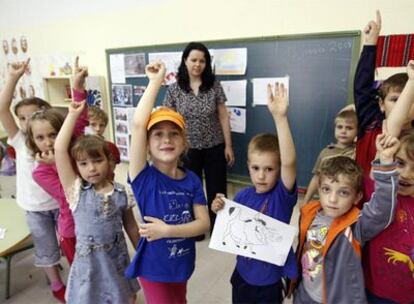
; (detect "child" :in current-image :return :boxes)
[0,59,66,302]
[87,105,120,177]
[292,134,399,303]
[362,61,414,303]
[354,10,414,176]
[212,82,298,303]
[54,101,140,304]
[125,61,210,304]
[27,57,89,265]
[303,109,357,204]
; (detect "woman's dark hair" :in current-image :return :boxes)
[177,42,215,93]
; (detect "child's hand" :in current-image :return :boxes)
[375,133,400,164]
[8,58,30,80]
[73,56,88,91]
[146,61,166,83]
[407,60,414,80]
[211,193,226,213]
[35,150,55,165]
[68,100,86,116]
[364,10,381,45]
[139,216,169,241]
[267,82,288,118]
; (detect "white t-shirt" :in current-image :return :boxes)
[8,130,59,211]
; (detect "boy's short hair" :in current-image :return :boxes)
[399,130,414,161]
[248,133,280,158]
[335,109,358,126]
[14,97,50,116]
[319,156,363,193]
[88,106,108,126]
[378,73,408,100]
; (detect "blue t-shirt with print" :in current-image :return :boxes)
[234,180,298,286]
[125,164,206,282]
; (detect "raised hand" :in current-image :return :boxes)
[407,60,414,80]
[73,56,88,90]
[146,61,166,82]
[138,216,169,242]
[35,150,55,165]
[267,82,289,118]
[8,58,30,80]
[68,100,86,116]
[364,10,382,45]
[375,133,400,164]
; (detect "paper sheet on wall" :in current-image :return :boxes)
[209,199,298,266]
[211,48,247,75]
[148,52,181,85]
[252,77,289,106]
[109,54,126,84]
[227,107,246,134]
[221,80,246,107]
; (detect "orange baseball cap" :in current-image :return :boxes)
[147,106,185,130]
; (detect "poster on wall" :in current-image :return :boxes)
[124,53,146,77]
[148,52,181,85]
[112,84,133,107]
[227,107,246,134]
[252,76,290,106]
[0,35,45,104]
[211,48,247,75]
[109,54,126,84]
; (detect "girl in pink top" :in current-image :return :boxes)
[28,57,89,264]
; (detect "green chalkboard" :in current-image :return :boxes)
[106,31,360,188]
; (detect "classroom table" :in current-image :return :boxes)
[0,198,33,299]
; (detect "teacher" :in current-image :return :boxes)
[163,42,234,234]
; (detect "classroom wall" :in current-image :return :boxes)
[1,0,413,184]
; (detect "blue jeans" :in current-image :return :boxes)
[26,209,60,267]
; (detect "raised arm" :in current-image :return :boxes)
[357,133,399,243]
[0,59,30,138]
[267,83,296,190]
[54,101,86,192]
[354,10,383,137]
[72,56,89,138]
[386,60,414,137]
[129,62,165,180]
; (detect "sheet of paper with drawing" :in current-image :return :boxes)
[209,198,298,266]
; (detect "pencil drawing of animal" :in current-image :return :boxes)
[222,206,282,254]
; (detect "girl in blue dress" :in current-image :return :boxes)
[54,100,140,304]
[126,61,210,304]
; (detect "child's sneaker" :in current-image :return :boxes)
[52,285,66,303]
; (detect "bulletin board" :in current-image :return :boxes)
[105,31,360,188]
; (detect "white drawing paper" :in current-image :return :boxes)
[209,198,298,266]
[221,80,246,107]
[109,54,126,84]
[148,52,181,85]
[252,77,289,106]
[211,48,247,75]
[227,107,246,134]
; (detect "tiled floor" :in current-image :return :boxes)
[0,180,301,303]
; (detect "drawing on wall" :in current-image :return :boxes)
[148,52,181,85]
[124,53,146,77]
[112,84,133,107]
[209,199,298,266]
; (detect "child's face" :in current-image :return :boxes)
[30,120,57,153]
[16,104,40,133]
[76,152,110,187]
[248,151,280,194]
[89,119,106,137]
[148,121,185,165]
[334,118,357,147]
[379,88,401,118]
[319,174,362,218]
[395,147,414,197]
